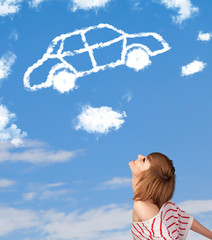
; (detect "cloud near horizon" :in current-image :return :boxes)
[0,203,132,239]
[0,205,39,237]
[0,199,211,239]
[179,199,212,215]
[74,105,127,134]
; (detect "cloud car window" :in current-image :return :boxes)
[85,27,121,46]
[62,34,85,53]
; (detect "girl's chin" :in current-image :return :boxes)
[128,161,135,172]
[128,161,133,167]
[129,160,135,166]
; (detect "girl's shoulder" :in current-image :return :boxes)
[133,200,160,222]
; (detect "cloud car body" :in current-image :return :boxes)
[24,23,171,92]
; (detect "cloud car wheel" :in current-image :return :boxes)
[125,47,151,71]
[48,63,77,93]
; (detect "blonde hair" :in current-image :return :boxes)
[133,152,175,209]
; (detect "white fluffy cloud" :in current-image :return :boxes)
[0,0,22,16]
[197,31,212,42]
[0,179,16,188]
[181,60,206,76]
[71,0,111,11]
[74,105,127,134]
[0,140,78,164]
[98,177,131,190]
[0,52,16,83]
[159,0,199,24]
[0,104,27,146]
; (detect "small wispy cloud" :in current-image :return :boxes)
[23,192,37,201]
[74,105,127,134]
[41,182,65,189]
[9,30,19,41]
[71,0,111,11]
[197,31,212,42]
[0,52,16,84]
[159,0,199,24]
[0,179,16,188]
[28,0,45,8]
[131,0,143,11]
[122,92,133,103]
[98,177,131,190]
[23,182,71,202]
[40,189,70,200]
[0,139,80,164]
[0,0,22,16]
[179,199,212,215]
[24,189,71,201]
[0,104,27,146]
[181,60,206,76]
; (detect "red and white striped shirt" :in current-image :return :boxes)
[131,201,193,240]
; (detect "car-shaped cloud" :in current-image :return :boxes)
[23,23,171,93]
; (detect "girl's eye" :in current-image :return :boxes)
[143,158,146,163]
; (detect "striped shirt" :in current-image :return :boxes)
[131,201,193,240]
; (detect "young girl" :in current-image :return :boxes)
[129,152,212,239]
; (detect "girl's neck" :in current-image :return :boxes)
[132,176,139,194]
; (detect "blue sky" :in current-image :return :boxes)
[0,0,212,239]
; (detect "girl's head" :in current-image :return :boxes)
[129,152,175,209]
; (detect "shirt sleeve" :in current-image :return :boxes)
[163,201,194,240]
[177,205,193,239]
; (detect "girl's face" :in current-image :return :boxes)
[129,154,151,177]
